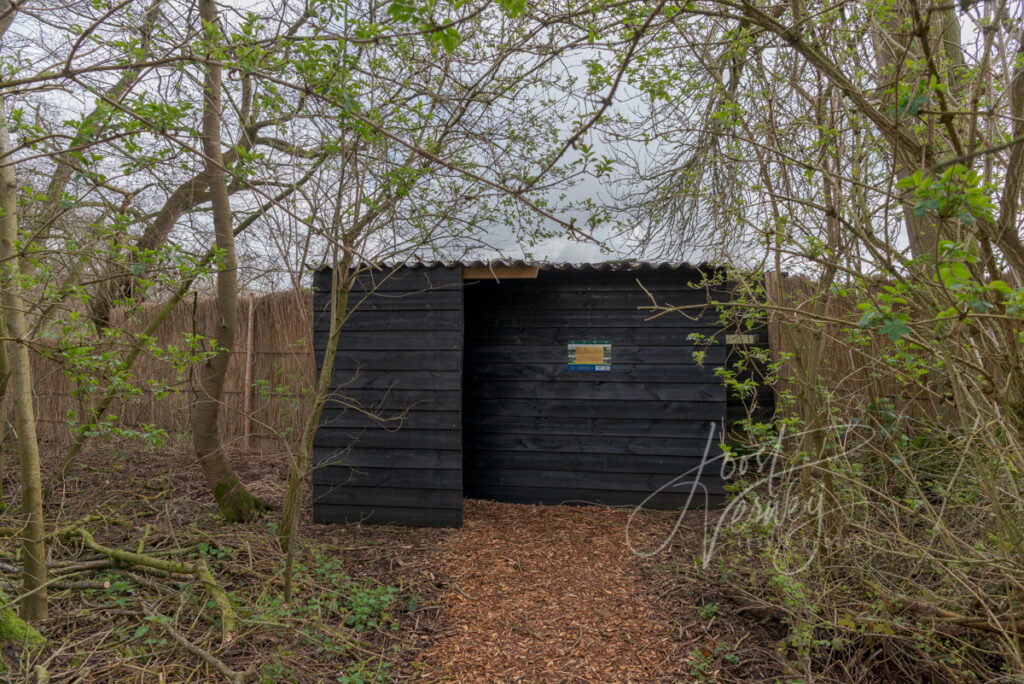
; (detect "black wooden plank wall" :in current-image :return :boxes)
[311,266,464,527]
[462,267,728,509]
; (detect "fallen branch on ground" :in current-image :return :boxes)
[61,528,237,645]
[140,602,244,683]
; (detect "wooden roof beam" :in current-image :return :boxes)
[462,265,539,280]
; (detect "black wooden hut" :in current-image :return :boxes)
[311,261,765,527]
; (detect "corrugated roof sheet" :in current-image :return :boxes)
[322,259,717,272]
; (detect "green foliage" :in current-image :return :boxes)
[687,640,739,682]
[698,602,719,620]
[896,165,996,225]
[694,244,1024,679]
[336,660,392,684]
[857,237,1024,344]
[259,660,301,684]
[196,542,238,566]
[343,579,399,632]
[888,78,940,119]
[247,551,403,635]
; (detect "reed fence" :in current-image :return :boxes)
[764,272,938,420]
[31,289,315,452]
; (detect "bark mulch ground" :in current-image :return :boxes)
[416,499,699,682]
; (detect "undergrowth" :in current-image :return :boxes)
[695,251,1024,681]
[0,446,447,682]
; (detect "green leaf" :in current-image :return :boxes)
[388,1,413,22]
[879,318,911,342]
[988,280,1013,295]
[498,0,527,17]
[439,28,460,54]
[904,93,929,117]
[968,298,992,312]
[913,199,939,216]
[857,309,882,328]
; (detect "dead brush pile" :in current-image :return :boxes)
[0,444,452,682]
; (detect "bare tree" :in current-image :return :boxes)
[0,99,46,620]
[188,0,267,521]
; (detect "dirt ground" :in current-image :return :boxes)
[0,445,783,682]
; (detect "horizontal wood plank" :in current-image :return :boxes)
[465,363,721,383]
[313,427,461,450]
[313,447,461,469]
[314,289,463,311]
[464,451,723,475]
[465,380,724,403]
[329,369,461,391]
[312,484,462,508]
[466,398,725,419]
[472,271,718,291]
[463,468,725,494]
[315,267,463,293]
[314,310,463,334]
[463,287,714,311]
[464,432,720,457]
[313,330,462,350]
[313,504,462,527]
[312,466,461,489]
[323,387,459,405]
[462,265,538,279]
[464,328,723,347]
[465,311,722,330]
[319,410,461,431]
[462,415,723,439]
[463,345,726,366]
[345,278,463,294]
[332,350,464,372]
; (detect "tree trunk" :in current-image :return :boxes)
[280,258,351,602]
[0,100,47,620]
[277,145,383,599]
[191,0,265,523]
[0,320,9,508]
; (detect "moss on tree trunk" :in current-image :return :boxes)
[213,478,268,523]
[0,591,44,647]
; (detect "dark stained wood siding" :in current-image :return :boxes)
[462,267,728,510]
[311,266,463,527]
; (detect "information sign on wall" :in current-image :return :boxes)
[568,340,611,371]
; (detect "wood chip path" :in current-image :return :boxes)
[417,499,693,682]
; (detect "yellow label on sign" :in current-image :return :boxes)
[574,345,605,365]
